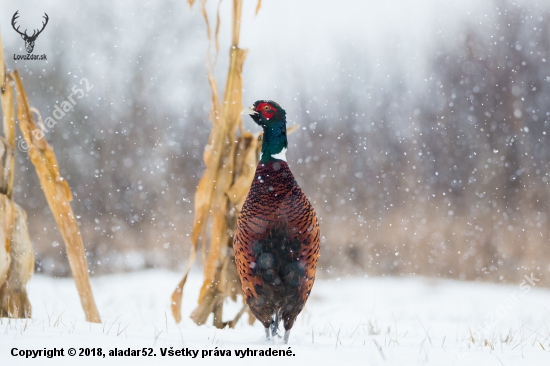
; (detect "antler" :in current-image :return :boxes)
[33,13,49,38]
[11,12,49,40]
[11,10,28,37]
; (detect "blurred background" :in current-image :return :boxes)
[0,0,548,284]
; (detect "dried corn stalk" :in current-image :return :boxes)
[1,33,15,199]
[171,0,257,326]
[11,71,101,323]
[0,190,34,318]
[0,31,101,322]
[0,31,33,318]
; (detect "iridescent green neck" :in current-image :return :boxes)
[261,122,287,163]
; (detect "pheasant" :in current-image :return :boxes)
[234,100,321,343]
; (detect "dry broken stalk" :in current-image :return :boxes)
[0,33,15,199]
[11,70,101,323]
[0,32,33,318]
[171,0,255,326]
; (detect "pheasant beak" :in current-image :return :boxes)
[242,106,258,116]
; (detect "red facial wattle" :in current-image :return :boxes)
[256,102,277,120]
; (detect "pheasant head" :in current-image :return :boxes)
[243,100,288,163]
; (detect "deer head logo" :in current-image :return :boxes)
[12,11,49,54]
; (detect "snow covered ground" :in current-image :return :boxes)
[1,270,550,365]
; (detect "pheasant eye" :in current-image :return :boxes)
[263,105,271,111]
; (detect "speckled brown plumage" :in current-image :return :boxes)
[233,159,320,339]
